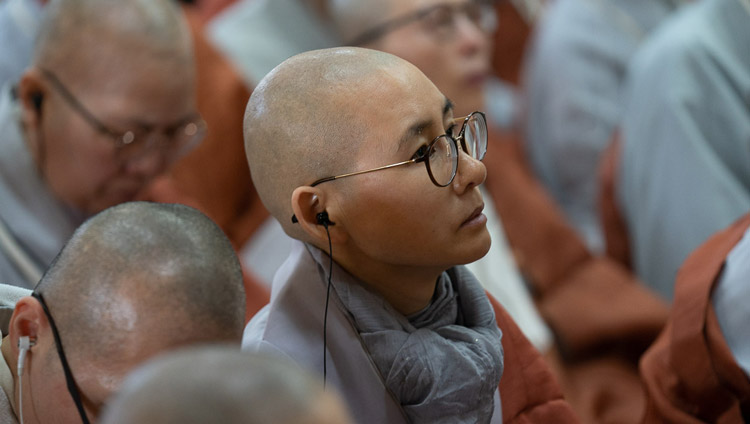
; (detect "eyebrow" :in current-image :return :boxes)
[397,98,455,152]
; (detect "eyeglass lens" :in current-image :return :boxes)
[427,112,487,186]
[427,135,459,186]
[422,1,497,39]
[114,120,205,163]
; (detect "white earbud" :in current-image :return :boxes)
[17,336,35,377]
[17,335,35,424]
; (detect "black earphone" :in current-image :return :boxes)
[316,211,335,227]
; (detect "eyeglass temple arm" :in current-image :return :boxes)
[291,159,419,223]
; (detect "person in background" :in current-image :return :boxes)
[0,0,203,289]
[522,0,682,252]
[0,201,246,423]
[616,0,750,300]
[100,346,353,424]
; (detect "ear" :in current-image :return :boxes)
[291,186,346,245]
[16,68,48,158]
[6,296,44,361]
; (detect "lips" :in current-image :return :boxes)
[461,203,485,227]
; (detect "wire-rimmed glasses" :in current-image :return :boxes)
[38,67,206,163]
[291,111,488,223]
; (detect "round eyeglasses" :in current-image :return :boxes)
[38,67,206,163]
[291,111,488,223]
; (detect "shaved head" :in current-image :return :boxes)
[33,0,193,91]
[244,47,412,240]
[100,347,352,424]
[34,202,245,363]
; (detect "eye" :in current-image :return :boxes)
[446,123,458,137]
[412,144,430,160]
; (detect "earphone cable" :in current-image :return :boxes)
[323,223,333,389]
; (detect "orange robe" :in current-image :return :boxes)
[640,214,750,423]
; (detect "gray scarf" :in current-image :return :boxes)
[333,265,504,423]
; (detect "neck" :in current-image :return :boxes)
[332,248,444,316]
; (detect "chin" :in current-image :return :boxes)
[453,231,492,266]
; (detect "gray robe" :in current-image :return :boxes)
[0,86,84,288]
[0,284,32,424]
[0,0,42,90]
[618,0,750,300]
[242,240,503,424]
[523,0,679,252]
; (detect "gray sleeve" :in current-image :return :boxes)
[618,15,750,300]
[712,225,750,377]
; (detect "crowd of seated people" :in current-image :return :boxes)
[0,0,747,422]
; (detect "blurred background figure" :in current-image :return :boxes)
[616,0,750,300]
[522,0,684,253]
[100,346,353,424]
[0,0,201,288]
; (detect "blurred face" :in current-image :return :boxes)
[22,56,199,215]
[370,0,494,116]
[328,63,491,273]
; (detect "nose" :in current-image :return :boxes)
[123,147,170,178]
[452,149,487,194]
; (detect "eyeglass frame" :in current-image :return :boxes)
[30,292,92,424]
[347,0,498,46]
[291,111,487,224]
[37,67,206,159]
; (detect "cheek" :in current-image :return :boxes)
[41,118,122,209]
[346,178,448,252]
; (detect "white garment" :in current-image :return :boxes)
[523,0,678,252]
[0,0,43,89]
[713,223,750,377]
[618,0,750,300]
[208,0,339,86]
[0,85,84,288]
[467,187,552,352]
